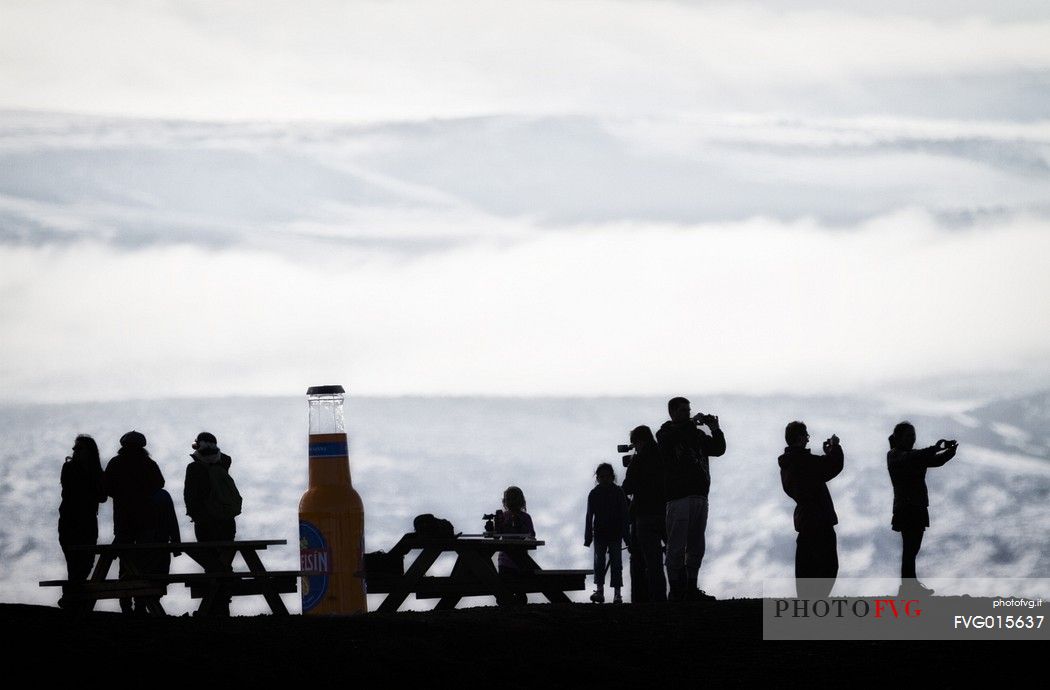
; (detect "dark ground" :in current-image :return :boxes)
[3,600,1037,686]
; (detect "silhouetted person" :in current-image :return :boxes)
[494,485,534,606]
[656,396,726,601]
[778,422,843,600]
[621,425,667,602]
[184,432,239,550]
[184,431,241,616]
[887,421,958,596]
[104,430,165,614]
[58,435,107,611]
[143,488,182,576]
[584,463,629,604]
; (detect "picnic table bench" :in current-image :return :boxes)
[365,532,591,612]
[40,539,297,616]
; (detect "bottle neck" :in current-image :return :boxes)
[308,433,353,487]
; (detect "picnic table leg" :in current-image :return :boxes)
[433,595,462,611]
[185,551,209,569]
[241,549,289,616]
[89,553,115,581]
[453,549,515,606]
[506,551,572,604]
[79,553,116,613]
[145,597,167,617]
[198,581,222,616]
[377,548,442,614]
[434,558,468,611]
[183,549,220,616]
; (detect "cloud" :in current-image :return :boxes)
[1,1,1049,120]
[0,109,1047,403]
[2,112,1048,240]
[1,208,1048,401]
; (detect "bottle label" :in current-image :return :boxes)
[299,520,331,612]
[309,433,348,459]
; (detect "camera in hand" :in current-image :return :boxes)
[618,443,635,468]
[482,510,503,534]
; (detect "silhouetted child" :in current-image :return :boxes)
[887,421,958,596]
[144,488,182,576]
[584,463,629,603]
[494,486,534,606]
[125,488,183,615]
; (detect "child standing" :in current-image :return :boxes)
[584,463,629,603]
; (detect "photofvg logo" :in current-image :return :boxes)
[774,597,923,620]
[762,578,1049,640]
[299,520,331,612]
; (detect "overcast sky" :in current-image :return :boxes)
[0,1,1048,402]
[3,0,1050,122]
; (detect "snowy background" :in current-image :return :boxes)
[3,392,1048,613]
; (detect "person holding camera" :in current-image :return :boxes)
[656,396,726,601]
[778,421,844,600]
[621,425,667,602]
[887,422,958,596]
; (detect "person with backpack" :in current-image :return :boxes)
[184,431,242,615]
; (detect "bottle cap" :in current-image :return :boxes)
[306,385,346,396]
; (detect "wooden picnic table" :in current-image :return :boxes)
[365,533,591,613]
[40,539,297,616]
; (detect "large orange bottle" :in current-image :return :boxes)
[299,385,367,615]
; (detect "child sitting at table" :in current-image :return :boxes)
[584,463,629,603]
[494,486,535,605]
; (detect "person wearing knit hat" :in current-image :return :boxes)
[184,431,242,616]
[104,430,166,614]
[119,430,147,449]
